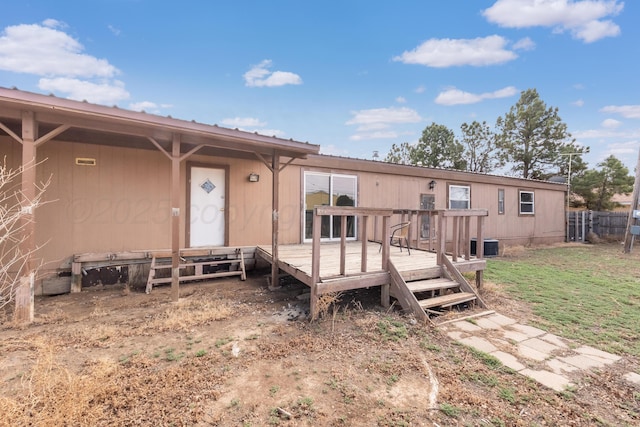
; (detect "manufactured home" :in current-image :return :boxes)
[0,87,566,322]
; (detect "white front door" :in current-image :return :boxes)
[189,166,225,247]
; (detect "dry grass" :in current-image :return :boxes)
[0,342,117,426]
[148,295,232,331]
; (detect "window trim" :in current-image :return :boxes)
[448,183,471,210]
[519,189,535,216]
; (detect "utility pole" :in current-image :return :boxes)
[623,148,640,253]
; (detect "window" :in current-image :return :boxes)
[449,184,470,209]
[498,189,505,215]
[420,194,435,239]
[519,190,535,215]
[304,172,357,241]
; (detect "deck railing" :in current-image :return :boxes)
[310,206,488,317]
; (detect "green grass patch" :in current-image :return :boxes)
[377,317,408,342]
[486,244,640,357]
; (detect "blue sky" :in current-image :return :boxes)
[1,0,639,172]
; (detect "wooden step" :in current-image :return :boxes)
[406,278,459,293]
[418,292,476,309]
[399,267,441,282]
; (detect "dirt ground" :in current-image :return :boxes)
[1,270,639,426]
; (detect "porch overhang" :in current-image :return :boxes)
[0,87,320,160]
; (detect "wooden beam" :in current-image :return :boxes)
[170,134,181,301]
[0,120,22,144]
[14,111,37,323]
[34,124,70,147]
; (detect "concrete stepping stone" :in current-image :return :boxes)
[451,320,482,332]
[520,368,572,392]
[459,336,498,353]
[484,313,517,326]
[475,316,503,330]
[502,329,530,343]
[520,337,561,354]
[517,343,549,362]
[575,346,621,363]
[539,333,568,348]
[491,350,526,371]
[546,358,580,375]
[623,372,640,386]
[509,323,547,338]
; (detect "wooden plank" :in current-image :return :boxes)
[316,272,389,294]
[418,292,476,309]
[406,278,458,293]
[442,255,487,308]
[42,276,71,296]
[441,209,488,217]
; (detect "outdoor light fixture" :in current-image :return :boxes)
[248,173,260,182]
[429,180,436,190]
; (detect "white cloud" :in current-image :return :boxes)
[483,0,624,43]
[607,140,639,159]
[393,35,517,67]
[243,60,302,87]
[0,21,119,77]
[320,144,350,156]
[512,37,536,50]
[415,85,426,94]
[395,96,407,104]
[39,77,130,104]
[435,86,518,106]
[253,128,285,137]
[572,99,585,107]
[346,107,421,141]
[346,107,422,126]
[129,101,158,111]
[600,105,640,119]
[601,118,622,129]
[108,25,121,36]
[221,117,267,128]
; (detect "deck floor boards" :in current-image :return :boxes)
[258,242,439,288]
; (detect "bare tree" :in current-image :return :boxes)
[0,159,49,316]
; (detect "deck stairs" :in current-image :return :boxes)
[389,256,485,323]
[146,248,246,293]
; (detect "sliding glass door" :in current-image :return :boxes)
[304,172,357,241]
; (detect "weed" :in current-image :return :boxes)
[269,385,280,396]
[468,347,503,370]
[215,336,234,348]
[439,403,460,418]
[498,387,516,404]
[195,349,207,357]
[377,317,408,342]
[387,374,400,386]
[420,340,441,352]
[559,385,577,400]
[165,348,185,362]
[468,372,499,387]
[491,417,506,427]
[229,398,240,408]
[466,318,478,325]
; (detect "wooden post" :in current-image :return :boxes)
[310,208,321,319]
[14,111,37,323]
[437,213,446,265]
[476,215,484,290]
[380,215,390,308]
[339,215,347,276]
[71,262,82,293]
[624,148,640,253]
[271,153,280,288]
[170,134,181,302]
[360,215,368,272]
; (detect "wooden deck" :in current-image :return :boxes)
[257,242,440,291]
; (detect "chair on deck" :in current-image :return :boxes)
[379,222,411,255]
